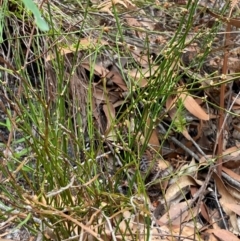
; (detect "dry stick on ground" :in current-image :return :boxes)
[157,126,231,229]
[185,136,229,236]
[161,167,214,226]
[215,23,231,176]
[221,172,240,189]
[158,121,230,231]
[157,123,215,226]
[214,182,228,229]
[158,123,200,161]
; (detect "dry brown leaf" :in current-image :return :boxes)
[46,38,108,61]
[124,14,144,38]
[178,158,198,176]
[179,93,209,120]
[213,172,239,233]
[232,95,240,106]
[81,62,109,77]
[182,128,192,140]
[108,91,122,104]
[207,8,240,28]
[183,206,199,222]
[97,0,130,15]
[166,95,177,111]
[222,146,240,168]
[93,86,120,105]
[82,63,127,91]
[206,229,239,241]
[200,202,211,223]
[46,46,75,61]
[136,78,148,87]
[222,167,240,182]
[156,159,171,171]
[158,201,190,226]
[128,65,159,79]
[165,175,203,203]
[91,93,104,133]
[79,38,108,48]
[149,129,160,150]
[103,103,117,141]
[224,182,240,202]
[145,118,160,150]
[199,155,213,165]
[172,226,204,241]
[103,103,116,128]
[106,70,127,91]
[127,45,150,67]
[118,212,149,239]
[232,105,240,111]
[113,99,125,108]
[133,51,150,67]
[166,101,192,140]
[202,233,219,241]
[225,203,240,217]
[209,113,219,119]
[93,88,105,105]
[116,210,132,234]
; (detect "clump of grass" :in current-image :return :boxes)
[0,0,228,240]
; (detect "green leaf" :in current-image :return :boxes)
[14,148,29,158]
[6,117,11,132]
[0,0,8,43]
[20,0,49,31]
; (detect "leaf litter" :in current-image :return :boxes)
[2,0,240,240]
